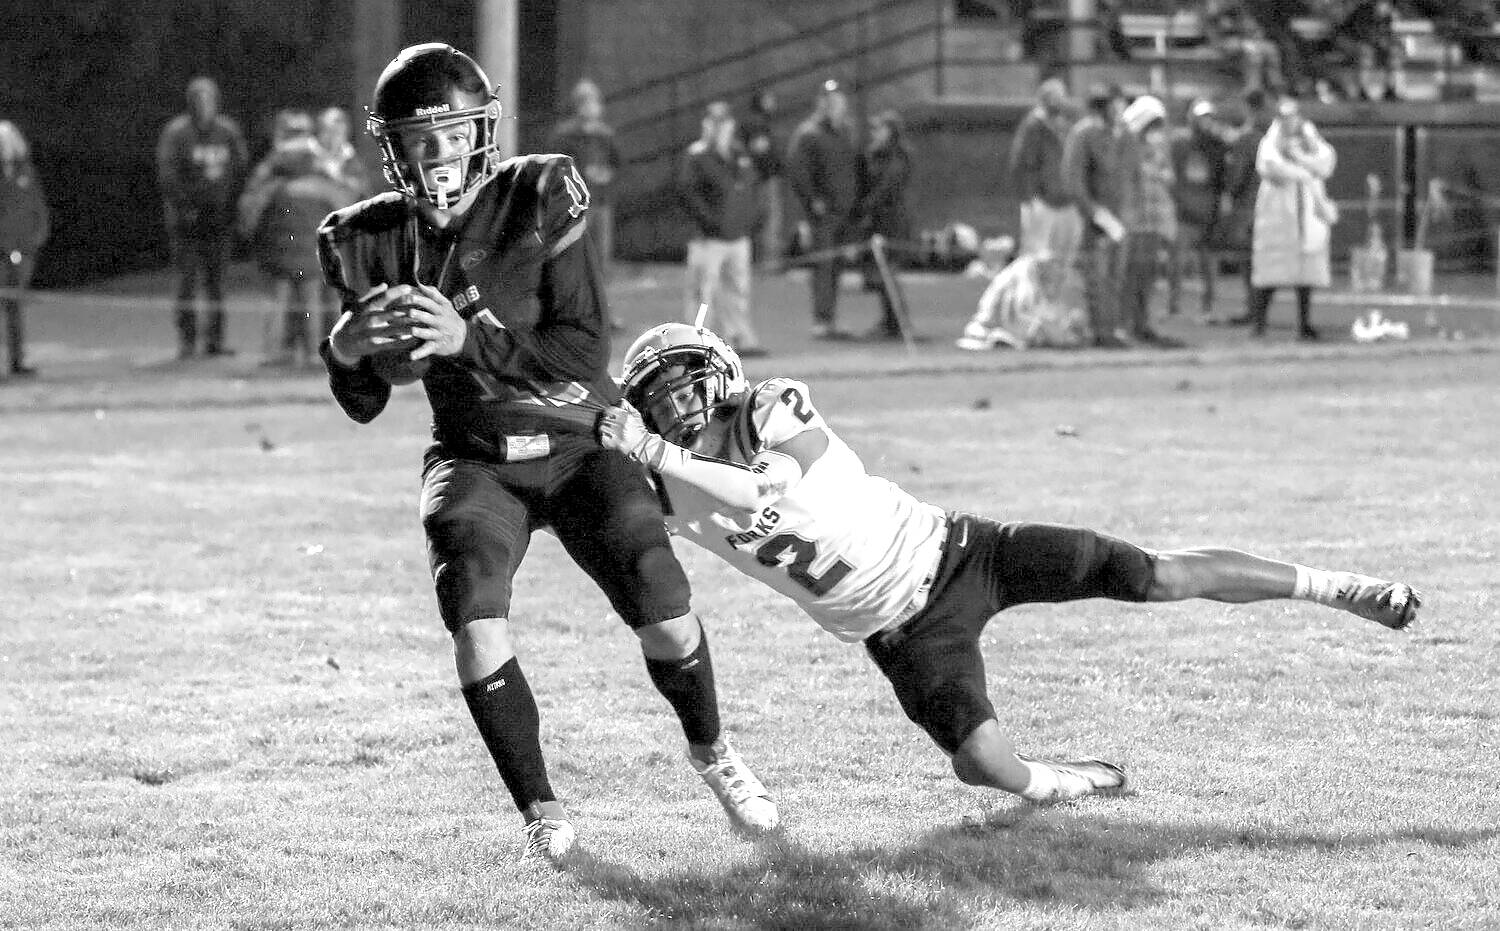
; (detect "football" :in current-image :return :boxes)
[367,300,431,386]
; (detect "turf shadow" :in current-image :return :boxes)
[560,811,1499,929]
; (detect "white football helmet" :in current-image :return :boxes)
[621,322,747,445]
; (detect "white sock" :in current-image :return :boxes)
[1292,565,1353,606]
[1019,759,1062,801]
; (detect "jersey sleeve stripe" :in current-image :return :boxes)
[548,218,588,258]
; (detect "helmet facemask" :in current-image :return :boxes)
[626,350,737,446]
[366,44,505,210]
[369,103,503,210]
[621,323,747,447]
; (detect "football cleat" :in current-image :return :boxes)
[1336,577,1422,630]
[520,816,576,864]
[691,741,780,834]
[1019,755,1129,804]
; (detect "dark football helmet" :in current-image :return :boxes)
[367,43,504,208]
[621,323,747,445]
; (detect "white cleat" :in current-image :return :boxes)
[520,816,576,864]
[691,740,780,834]
[1335,577,1422,630]
[1020,755,1129,804]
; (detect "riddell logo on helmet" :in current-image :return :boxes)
[415,104,452,116]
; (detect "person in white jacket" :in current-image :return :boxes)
[1248,98,1338,339]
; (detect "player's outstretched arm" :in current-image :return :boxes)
[598,402,810,511]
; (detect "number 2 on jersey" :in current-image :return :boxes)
[779,387,814,424]
[754,532,852,597]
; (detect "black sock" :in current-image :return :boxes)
[644,625,722,747]
[461,658,556,812]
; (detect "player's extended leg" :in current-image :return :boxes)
[1147,547,1421,629]
[420,455,573,863]
[551,448,778,834]
[635,612,779,833]
[993,521,1420,631]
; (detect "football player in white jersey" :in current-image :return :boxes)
[597,323,1423,806]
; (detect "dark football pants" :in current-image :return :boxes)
[420,439,692,633]
[865,514,1155,754]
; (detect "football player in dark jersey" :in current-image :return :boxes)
[316,44,776,863]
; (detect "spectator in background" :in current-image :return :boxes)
[1205,4,1286,95]
[546,78,624,330]
[546,80,622,279]
[855,108,914,341]
[156,76,249,359]
[1061,85,1131,348]
[315,106,372,203]
[1094,0,1133,61]
[238,109,351,366]
[0,121,49,378]
[786,79,861,341]
[738,89,785,269]
[1170,99,1242,321]
[678,101,764,357]
[1118,95,1182,348]
[1009,77,1081,278]
[1222,89,1277,326]
[1249,98,1338,340]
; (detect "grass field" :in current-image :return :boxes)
[3,271,1499,929]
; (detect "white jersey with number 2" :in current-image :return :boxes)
[661,377,948,642]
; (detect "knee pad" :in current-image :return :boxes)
[615,542,692,629]
[425,513,518,634]
[917,682,996,756]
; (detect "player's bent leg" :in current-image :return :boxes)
[949,720,1030,792]
[453,617,573,863]
[951,722,1129,804]
[635,612,779,835]
[453,616,516,685]
[552,450,777,833]
[634,610,701,661]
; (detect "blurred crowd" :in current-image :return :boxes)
[962,77,1339,350]
[1093,0,1500,102]
[669,80,917,351]
[5,7,1488,374]
[156,76,373,365]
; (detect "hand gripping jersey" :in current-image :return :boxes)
[661,378,947,642]
[317,154,617,454]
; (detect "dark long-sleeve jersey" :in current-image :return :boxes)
[317,154,619,457]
